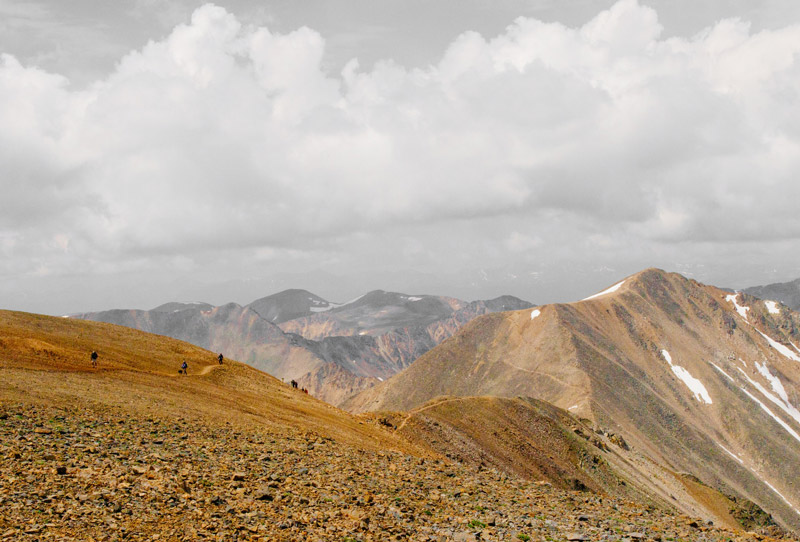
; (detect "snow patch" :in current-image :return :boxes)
[765,300,781,314]
[310,306,333,313]
[764,481,800,515]
[662,349,712,404]
[530,309,541,320]
[726,294,750,321]
[406,296,423,302]
[568,404,579,411]
[582,280,625,301]
[757,330,800,362]
[740,386,800,444]
[377,377,384,382]
[737,364,800,428]
[710,362,735,383]
[716,443,744,465]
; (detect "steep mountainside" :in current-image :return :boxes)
[346,269,800,532]
[745,278,800,311]
[75,292,533,405]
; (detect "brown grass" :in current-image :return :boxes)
[0,309,421,453]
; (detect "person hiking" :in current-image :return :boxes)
[90,351,98,367]
[218,353,223,365]
[181,361,188,375]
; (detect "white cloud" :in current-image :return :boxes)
[2,1,800,311]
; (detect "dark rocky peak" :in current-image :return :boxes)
[150,301,214,313]
[247,289,333,323]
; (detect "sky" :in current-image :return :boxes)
[2,0,800,314]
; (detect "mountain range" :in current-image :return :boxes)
[73,289,533,405]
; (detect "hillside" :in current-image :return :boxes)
[371,395,779,533]
[345,269,800,532]
[74,291,533,406]
[0,309,781,541]
[0,309,407,449]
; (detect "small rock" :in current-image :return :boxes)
[566,533,588,541]
[253,490,274,502]
[56,466,68,475]
[232,472,246,481]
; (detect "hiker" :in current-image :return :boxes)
[218,353,223,365]
[290,379,298,389]
[181,361,188,375]
[90,351,98,367]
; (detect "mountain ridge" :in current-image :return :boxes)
[345,268,800,532]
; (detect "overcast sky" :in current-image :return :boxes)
[3,0,800,315]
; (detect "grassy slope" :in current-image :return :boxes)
[0,309,418,453]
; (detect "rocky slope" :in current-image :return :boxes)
[745,278,800,311]
[0,309,792,541]
[346,269,800,533]
[371,395,781,533]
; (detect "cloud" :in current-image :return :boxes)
[2,0,800,309]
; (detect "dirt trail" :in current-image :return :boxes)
[396,397,464,431]
[162,363,222,378]
[198,364,221,376]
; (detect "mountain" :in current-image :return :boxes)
[150,301,215,312]
[345,269,800,533]
[247,288,338,324]
[744,278,800,311]
[74,291,534,405]
[1,309,776,541]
